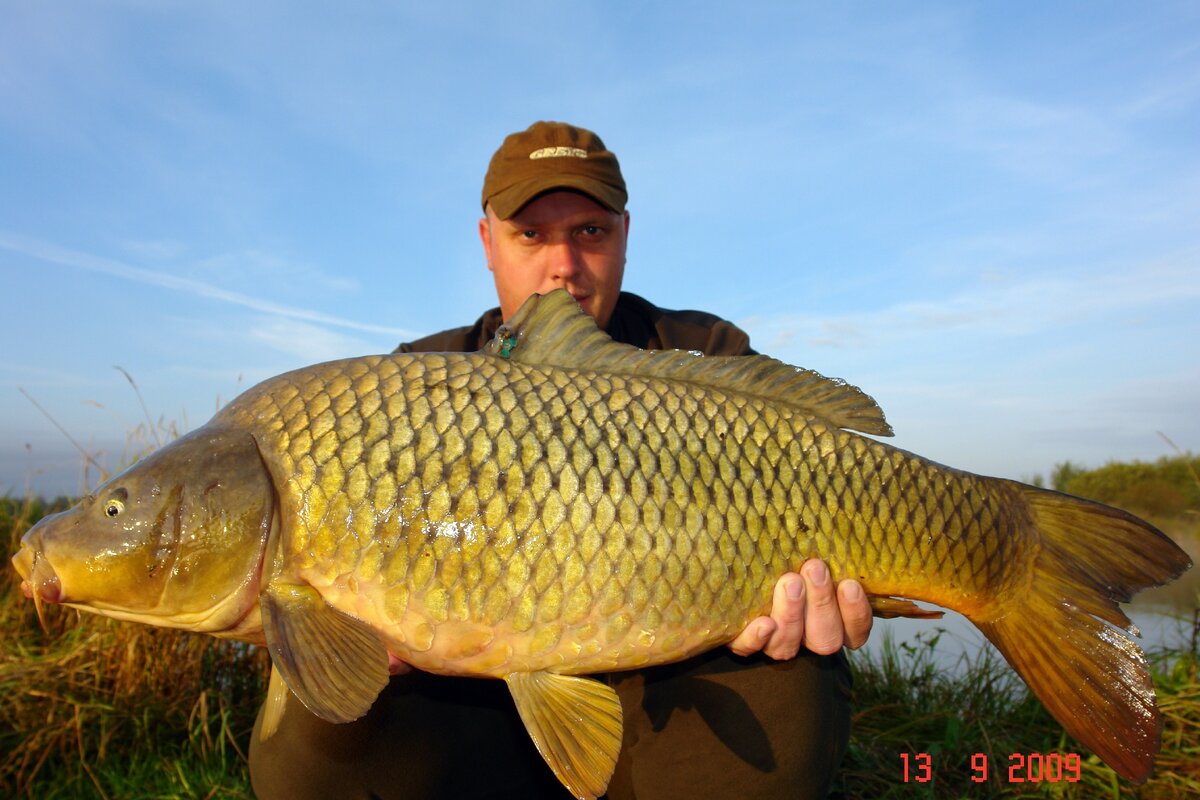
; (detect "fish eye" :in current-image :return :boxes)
[104,498,125,517]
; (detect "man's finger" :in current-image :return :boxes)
[388,653,412,676]
[837,580,874,650]
[728,616,776,657]
[762,572,806,660]
[798,560,843,655]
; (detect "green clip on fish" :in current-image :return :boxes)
[494,325,518,359]
[11,289,1192,799]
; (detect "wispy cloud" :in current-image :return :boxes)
[247,317,380,362]
[745,254,1200,354]
[0,361,93,389]
[0,234,415,339]
[190,248,361,294]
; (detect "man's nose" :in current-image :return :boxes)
[546,242,583,280]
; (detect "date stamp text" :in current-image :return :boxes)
[900,752,1083,783]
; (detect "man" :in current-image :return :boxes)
[250,122,873,799]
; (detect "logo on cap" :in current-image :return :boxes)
[529,146,588,160]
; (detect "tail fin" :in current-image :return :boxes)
[975,485,1191,783]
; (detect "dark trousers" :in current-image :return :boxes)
[249,649,852,800]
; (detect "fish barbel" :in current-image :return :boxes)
[12,289,1192,798]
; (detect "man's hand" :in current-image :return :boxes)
[728,560,873,658]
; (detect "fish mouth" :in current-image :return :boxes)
[11,544,62,630]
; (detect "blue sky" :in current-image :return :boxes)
[2,1,1198,498]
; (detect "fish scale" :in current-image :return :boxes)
[223,347,1014,678]
[13,289,1191,799]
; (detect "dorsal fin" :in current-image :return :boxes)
[484,289,893,437]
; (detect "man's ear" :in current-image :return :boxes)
[478,216,494,272]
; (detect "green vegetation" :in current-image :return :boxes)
[835,620,1199,799]
[3,451,1197,798]
[1046,452,1200,521]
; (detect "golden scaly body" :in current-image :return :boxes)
[223,350,1018,677]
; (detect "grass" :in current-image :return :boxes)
[832,615,1200,799]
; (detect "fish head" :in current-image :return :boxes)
[11,426,276,636]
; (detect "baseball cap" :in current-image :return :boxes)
[481,121,628,219]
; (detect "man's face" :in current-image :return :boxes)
[479,190,629,329]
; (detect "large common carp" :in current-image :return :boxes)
[12,290,1192,798]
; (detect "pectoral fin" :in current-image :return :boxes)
[505,671,624,800]
[260,582,390,724]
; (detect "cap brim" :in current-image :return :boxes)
[488,175,626,219]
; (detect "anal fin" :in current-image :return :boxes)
[260,582,389,724]
[505,671,624,800]
[869,595,946,619]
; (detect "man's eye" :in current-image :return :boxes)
[581,225,601,237]
[521,230,538,239]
